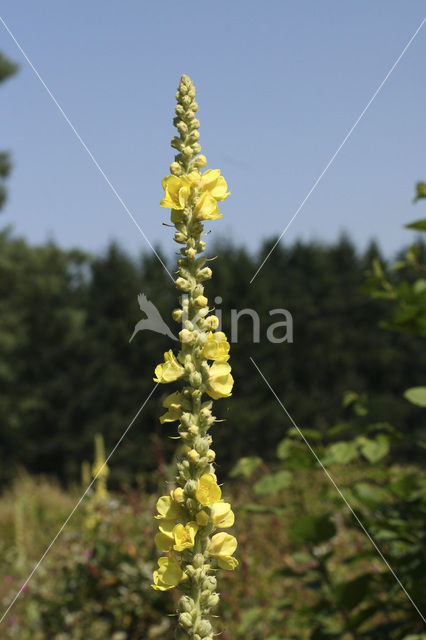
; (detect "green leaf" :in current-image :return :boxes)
[404,387,426,408]
[413,181,426,202]
[360,435,390,463]
[289,514,336,545]
[287,426,322,441]
[230,456,262,478]
[323,441,359,465]
[404,218,426,231]
[333,574,371,611]
[277,438,292,460]
[254,470,293,495]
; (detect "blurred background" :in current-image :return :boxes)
[0,3,425,639]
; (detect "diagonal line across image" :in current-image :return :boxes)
[0,15,174,283]
[0,382,160,625]
[250,17,426,284]
[250,356,426,625]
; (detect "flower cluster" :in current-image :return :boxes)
[150,75,237,640]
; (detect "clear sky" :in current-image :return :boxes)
[0,1,425,266]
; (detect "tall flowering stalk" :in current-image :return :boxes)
[151,75,238,640]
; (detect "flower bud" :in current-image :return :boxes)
[170,161,183,176]
[174,232,186,243]
[186,248,197,260]
[178,596,195,613]
[175,104,185,117]
[188,130,200,143]
[204,315,219,330]
[171,136,184,151]
[183,146,193,158]
[191,101,199,113]
[188,449,200,463]
[177,121,188,135]
[172,309,183,322]
[173,487,185,503]
[182,95,192,108]
[192,154,207,169]
[179,613,193,629]
[196,621,212,638]
[184,479,197,496]
[198,307,208,317]
[207,593,219,608]
[189,372,202,388]
[197,267,212,281]
[176,277,191,291]
[193,553,204,568]
[195,295,208,307]
[206,449,216,462]
[191,143,202,154]
[179,329,193,344]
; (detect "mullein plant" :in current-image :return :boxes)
[84,433,110,531]
[151,74,237,640]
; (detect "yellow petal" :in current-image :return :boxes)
[155,532,173,552]
[196,473,222,506]
[194,193,222,221]
[218,556,239,570]
[209,532,238,557]
[155,495,183,520]
[151,556,184,590]
[154,350,184,384]
[173,521,198,552]
[203,331,230,362]
[211,502,235,528]
[206,362,234,399]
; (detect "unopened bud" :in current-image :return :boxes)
[183,146,193,158]
[195,295,208,307]
[192,154,207,169]
[170,161,183,176]
[206,449,216,462]
[179,329,193,344]
[191,143,201,154]
[205,315,219,330]
[188,449,200,463]
[196,621,212,638]
[207,593,219,608]
[176,277,191,291]
[172,309,183,322]
[190,372,202,388]
[179,613,193,629]
[173,487,185,503]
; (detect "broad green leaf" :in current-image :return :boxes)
[323,441,359,465]
[287,426,322,440]
[230,456,262,478]
[289,514,336,545]
[360,435,390,463]
[404,387,426,408]
[404,218,426,231]
[333,574,371,610]
[352,482,387,506]
[277,438,292,460]
[254,470,293,495]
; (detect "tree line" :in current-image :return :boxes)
[1,227,425,486]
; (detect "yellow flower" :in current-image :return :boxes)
[200,169,230,201]
[196,473,222,506]
[152,556,184,591]
[211,502,235,528]
[160,175,190,209]
[159,391,182,423]
[203,332,230,362]
[154,350,184,384]
[206,362,234,399]
[209,533,238,570]
[154,531,173,552]
[173,521,198,551]
[195,502,234,528]
[155,494,184,520]
[194,192,222,221]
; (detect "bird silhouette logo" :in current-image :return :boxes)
[129,293,177,343]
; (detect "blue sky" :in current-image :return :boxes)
[0,1,425,265]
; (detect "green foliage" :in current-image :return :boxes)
[404,387,426,407]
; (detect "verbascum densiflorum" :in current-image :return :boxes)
[151,75,237,640]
